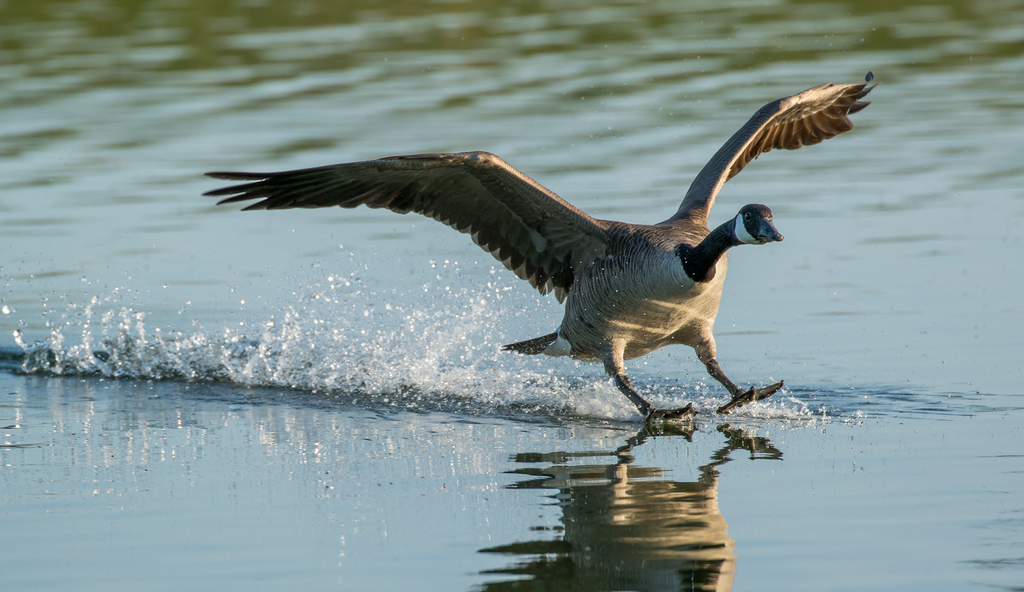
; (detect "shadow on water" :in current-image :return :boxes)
[479,424,783,592]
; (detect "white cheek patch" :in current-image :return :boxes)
[734,216,761,244]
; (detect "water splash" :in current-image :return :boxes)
[12,276,821,423]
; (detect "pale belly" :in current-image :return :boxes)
[557,258,728,360]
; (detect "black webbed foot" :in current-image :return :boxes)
[716,380,784,414]
[645,404,696,423]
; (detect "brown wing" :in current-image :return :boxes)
[205,151,611,302]
[668,73,876,225]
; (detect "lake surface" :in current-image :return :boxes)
[2,0,1023,590]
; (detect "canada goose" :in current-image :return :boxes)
[206,73,874,421]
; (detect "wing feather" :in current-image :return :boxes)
[206,151,611,302]
[669,73,875,224]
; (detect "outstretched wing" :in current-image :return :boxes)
[668,73,876,225]
[205,151,611,302]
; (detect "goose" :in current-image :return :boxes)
[205,73,874,421]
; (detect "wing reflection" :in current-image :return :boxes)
[480,424,782,592]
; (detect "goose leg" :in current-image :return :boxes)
[696,344,783,414]
[612,372,654,417]
[604,348,694,421]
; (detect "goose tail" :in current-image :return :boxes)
[502,332,560,356]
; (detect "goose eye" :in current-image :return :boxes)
[743,213,751,221]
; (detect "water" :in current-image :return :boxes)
[2,0,1023,589]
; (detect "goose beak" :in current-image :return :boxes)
[758,220,784,243]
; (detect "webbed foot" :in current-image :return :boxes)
[645,403,696,423]
[716,380,784,414]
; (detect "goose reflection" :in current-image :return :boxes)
[480,424,782,592]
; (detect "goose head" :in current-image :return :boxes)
[733,204,784,245]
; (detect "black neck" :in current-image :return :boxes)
[677,218,741,282]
